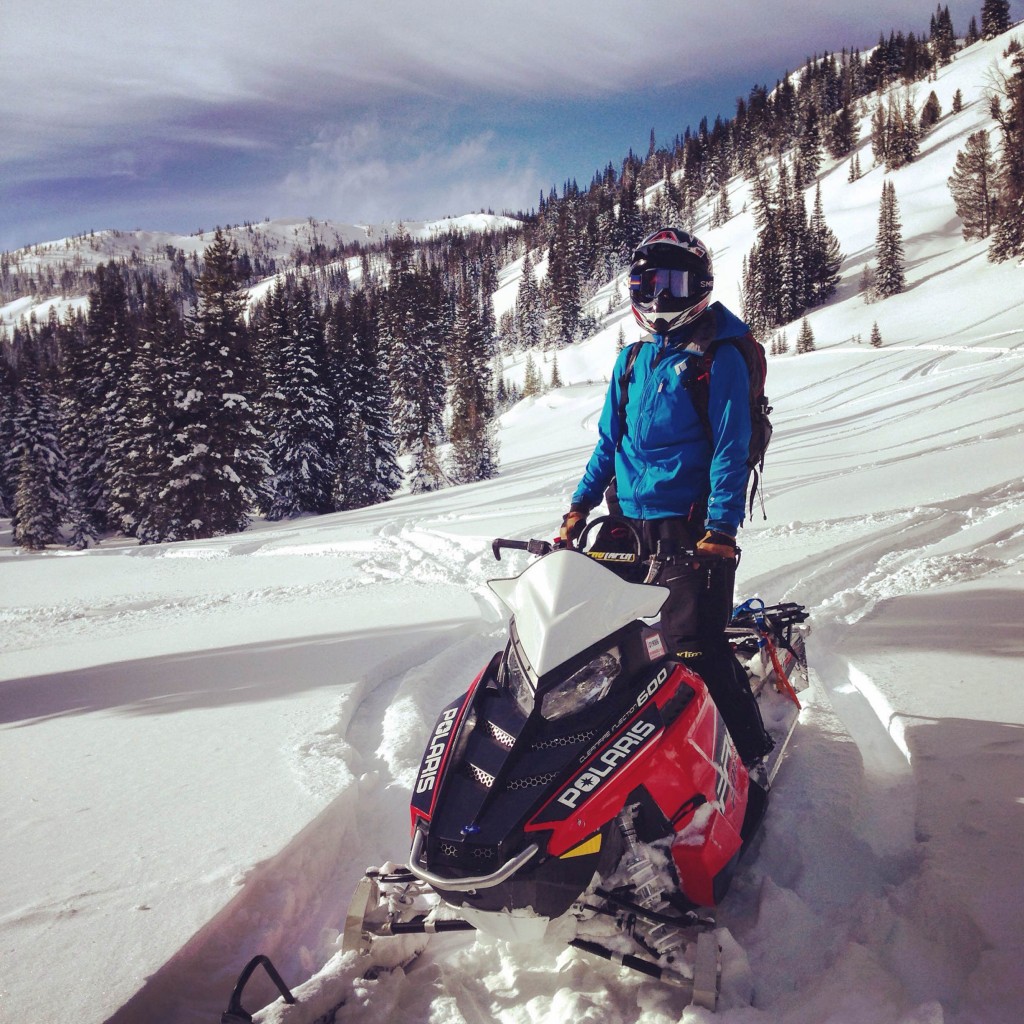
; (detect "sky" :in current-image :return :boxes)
[2,0,1021,251]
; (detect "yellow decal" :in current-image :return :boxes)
[559,834,602,859]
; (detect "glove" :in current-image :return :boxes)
[696,529,737,558]
[559,506,588,544]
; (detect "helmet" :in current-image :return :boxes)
[628,228,713,335]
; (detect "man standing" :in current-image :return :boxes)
[560,227,773,767]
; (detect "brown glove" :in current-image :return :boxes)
[559,507,588,544]
[696,529,737,558]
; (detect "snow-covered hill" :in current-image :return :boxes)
[0,212,519,329]
[2,27,1024,1024]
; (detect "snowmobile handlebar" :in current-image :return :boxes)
[491,537,555,560]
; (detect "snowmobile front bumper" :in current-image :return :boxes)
[407,828,541,891]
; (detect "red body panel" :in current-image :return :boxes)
[527,662,749,906]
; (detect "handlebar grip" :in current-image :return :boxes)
[491,538,554,561]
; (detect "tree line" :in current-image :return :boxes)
[1,228,505,549]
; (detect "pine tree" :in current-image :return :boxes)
[806,183,844,305]
[953,88,964,113]
[797,104,823,178]
[982,0,1011,40]
[847,152,862,182]
[0,350,18,517]
[930,5,958,65]
[329,290,402,511]
[11,345,66,550]
[875,180,907,298]
[827,105,858,158]
[384,241,447,493]
[522,353,542,397]
[870,321,884,347]
[920,90,943,129]
[515,249,544,350]
[116,283,187,543]
[168,229,268,538]
[796,317,816,353]
[544,205,582,348]
[990,53,1024,261]
[549,352,563,389]
[262,281,337,519]
[447,284,499,485]
[948,129,998,238]
[60,263,135,542]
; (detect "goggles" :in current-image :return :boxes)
[629,267,697,303]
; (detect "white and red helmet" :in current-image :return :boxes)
[628,228,714,335]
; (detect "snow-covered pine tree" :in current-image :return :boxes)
[168,229,268,538]
[0,349,17,517]
[796,317,816,353]
[515,249,544,350]
[948,129,998,239]
[806,183,844,305]
[112,283,187,543]
[982,0,1011,40]
[875,180,907,298]
[870,321,884,347]
[778,163,806,324]
[384,239,447,493]
[797,103,824,179]
[522,353,542,397]
[447,284,498,485]
[544,204,582,348]
[827,105,858,159]
[261,280,336,519]
[11,342,66,550]
[547,351,562,389]
[930,5,957,65]
[329,290,402,511]
[59,263,134,542]
[989,52,1024,261]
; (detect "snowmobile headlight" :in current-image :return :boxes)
[541,647,621,721]
[505,643,536,717]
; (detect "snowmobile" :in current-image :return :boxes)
[221,518,808,1022]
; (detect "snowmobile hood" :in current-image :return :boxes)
[488,549,669,677]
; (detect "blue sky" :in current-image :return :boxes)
[2,0,1018,251]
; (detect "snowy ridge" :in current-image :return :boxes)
[0,212,520,329]
[3,26,1024,1024]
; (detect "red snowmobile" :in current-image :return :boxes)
[222,520,808,1021]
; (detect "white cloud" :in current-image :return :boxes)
[280,118,543,223]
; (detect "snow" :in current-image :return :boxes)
[3,29,1024,1024]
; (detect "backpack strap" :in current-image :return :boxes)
[615,341,643,451]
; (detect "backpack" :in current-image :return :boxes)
[616,332,773,517]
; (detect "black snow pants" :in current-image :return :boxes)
[627,516,774,766]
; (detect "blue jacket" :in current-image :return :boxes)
[572,302,752,535]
